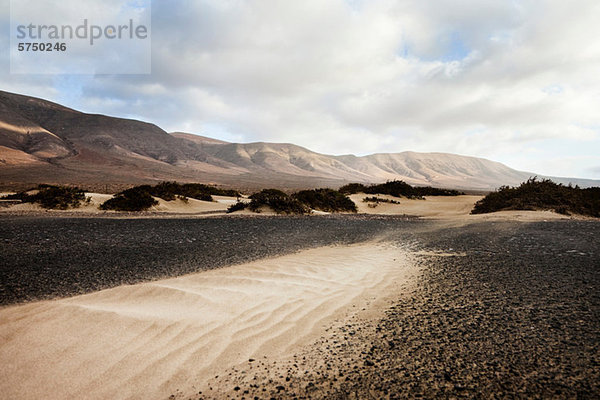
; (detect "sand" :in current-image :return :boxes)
[1,191,579,221]
[351,194,481,218]
[209,220,599,399]
[350,193,575,221]
[0,241,415,400]
[0,193,244,215]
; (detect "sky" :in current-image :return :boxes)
[1,0,599,179]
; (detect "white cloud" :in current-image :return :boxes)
[1,0,599,178]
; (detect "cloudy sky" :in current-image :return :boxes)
[1,0,599,179]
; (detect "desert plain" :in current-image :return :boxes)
[0,195,598,399]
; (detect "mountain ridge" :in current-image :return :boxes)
[1,90,598,192]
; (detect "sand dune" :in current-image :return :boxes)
[2,192,575,221]
[350,194,482,218]
[0,193,242,215]
[0,242,414,400]
[151,195,240,214]
[350,194,573,221]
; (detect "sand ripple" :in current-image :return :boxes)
[0,242,413,400]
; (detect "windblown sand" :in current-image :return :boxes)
[350,194,482,217]
[350,194,573,221]
[0,242,414,400]
[0,193,243,215]
[2,192,577,222]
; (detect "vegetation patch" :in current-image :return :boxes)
[2,184,90,209]
[147,181,240,201]
[366,181,422,198]
[118,181,240,202]
[100,186,159,212]
[337,183,368,195]
[246,189,310,214]
[227,188,356,214]
[100,181,241,212]
[226,201,248,213]
[363,196,401,205]
[292,189,357,212]
[471,178,600,217]
[339,180,463,198]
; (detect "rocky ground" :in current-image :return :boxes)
[195,220,599,399]
[2,216,598,398]
[0,214,419,305]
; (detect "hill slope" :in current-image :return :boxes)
[1,90,597,191]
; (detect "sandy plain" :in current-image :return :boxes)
[0,241,416,400]
[0,193,243,215]
[1,194,591,399]
[0,192,578,221]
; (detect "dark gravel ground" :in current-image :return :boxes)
[203,220,600,399]
[0,214,419,305]
[2,216,598,398]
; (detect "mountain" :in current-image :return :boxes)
[1,90,598,192]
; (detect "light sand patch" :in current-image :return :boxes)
[0,242,415,400]
[231,205,278,215]
[82,193,113,210]
[0,146,44,165]
[151,197,227,213]
[108,194,243,214]
[0,192,112,213]
[0,120,57,137]
[213,195,244,205]
[469,209,570,221]
[351,194,584,222]
[311,209,331,215]
[1,191,578,221]
[411,250,467,257]
[351,194,482,218]
[0,193,244,215]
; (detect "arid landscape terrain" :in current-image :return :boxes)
[1,90,599,399]
[0,210,598,399]
[2,0,600,398]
